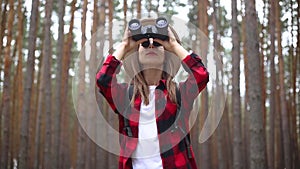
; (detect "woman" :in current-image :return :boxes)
[96,18,209,169]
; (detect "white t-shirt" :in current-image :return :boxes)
[132,86,163,169]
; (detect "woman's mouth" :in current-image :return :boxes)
[146,51,157,55]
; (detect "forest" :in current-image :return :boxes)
[0,0,299,169]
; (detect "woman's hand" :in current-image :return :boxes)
[113,28,147,60]
[153,28,189,60]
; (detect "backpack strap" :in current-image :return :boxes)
[123,85,133,137]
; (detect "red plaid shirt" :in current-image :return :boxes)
[96,53,209,169]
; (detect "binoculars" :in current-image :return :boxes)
[128,17,169,41]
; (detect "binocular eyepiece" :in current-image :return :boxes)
[128,17,169,41]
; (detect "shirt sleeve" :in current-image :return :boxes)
[96,55,128,114]
[179,53,209,110]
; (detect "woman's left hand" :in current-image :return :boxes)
[153,28,189,60]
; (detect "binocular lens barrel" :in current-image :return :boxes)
[128,17,169,41]
[128,19,141,31]
[156,17,168,28]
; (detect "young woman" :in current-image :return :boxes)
[96,18,209,169]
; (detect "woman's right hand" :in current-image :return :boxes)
[113,28,147,61]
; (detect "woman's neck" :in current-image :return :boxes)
[142,69,163,86]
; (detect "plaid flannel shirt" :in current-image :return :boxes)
[96,53,209,169]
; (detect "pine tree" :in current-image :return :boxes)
[245,0,267,168]
[232,0,243,168]
[19,0,39,168]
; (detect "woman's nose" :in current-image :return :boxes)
[148,38,154,48]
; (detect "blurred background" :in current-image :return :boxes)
[0,0,299,169]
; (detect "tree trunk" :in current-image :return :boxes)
[0,0,8,57]
[274,86,284,169]
[42,0,54,168]
[268,0,276,168]
[59,1,75,169]
[275,0,291,168]
[0,0,8,161]
[124,0,127,25]
[1,0,14,168]
[198,0,210,169]
[96,0,108,168]
[10,0,24,168]
[231,0,243,168]
[34,46,45,169]
[76,0,88,168]
[241,13,250,169]
[107,0,118,168]
[259,1,267,129]
[137,0,141,19]
[295,1,300,167]
[244,0,267,168]
[54,0,65,168]
[19,0,39,168]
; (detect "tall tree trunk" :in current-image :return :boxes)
[54,0,65,168]
[11,0,24,168]
[275,0,291,168]
[212,0,225,168]
[244,0,267,168]
[34,47,45,169]
[1,0,14,168]
[107,0,118,168]
[0,0,7,57]
[268,0,276,168]
[260,0,267,128]
[274,86,284,169]
[198,0,210,169]
[87,0,98,168]
[124,0,127,25]
[137,0,141,19]
[42,0,54,168]
[0,0,8,160]
[241,14,250,169]
[59,1,75,169]
[96,0,108,168]
[295,1,300,167]
[19,0,39,168]
[231,0,243,168]
[76,0,87,168]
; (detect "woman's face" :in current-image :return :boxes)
[138,39,165,69]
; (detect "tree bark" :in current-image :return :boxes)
[124,0,127,25]
[19,0,39,168]
[0,0,8,57]
[96,0,108,168]
[198,0,211,169]
[34,44,45,169]
[59,1,76,169]
[268,0,276,168]
[10,0,24,167]
[232,0,243,168]
[54,0,65,168]
[42,0,54,168]
[76,0,87,168]
[275,0,291,168]
[244,0,267,168]
[0,0,8,160]
[137,0,141,19]
[1,0,14,168]
[274,86,284,169]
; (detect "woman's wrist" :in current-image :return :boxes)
[113,43,126,60]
